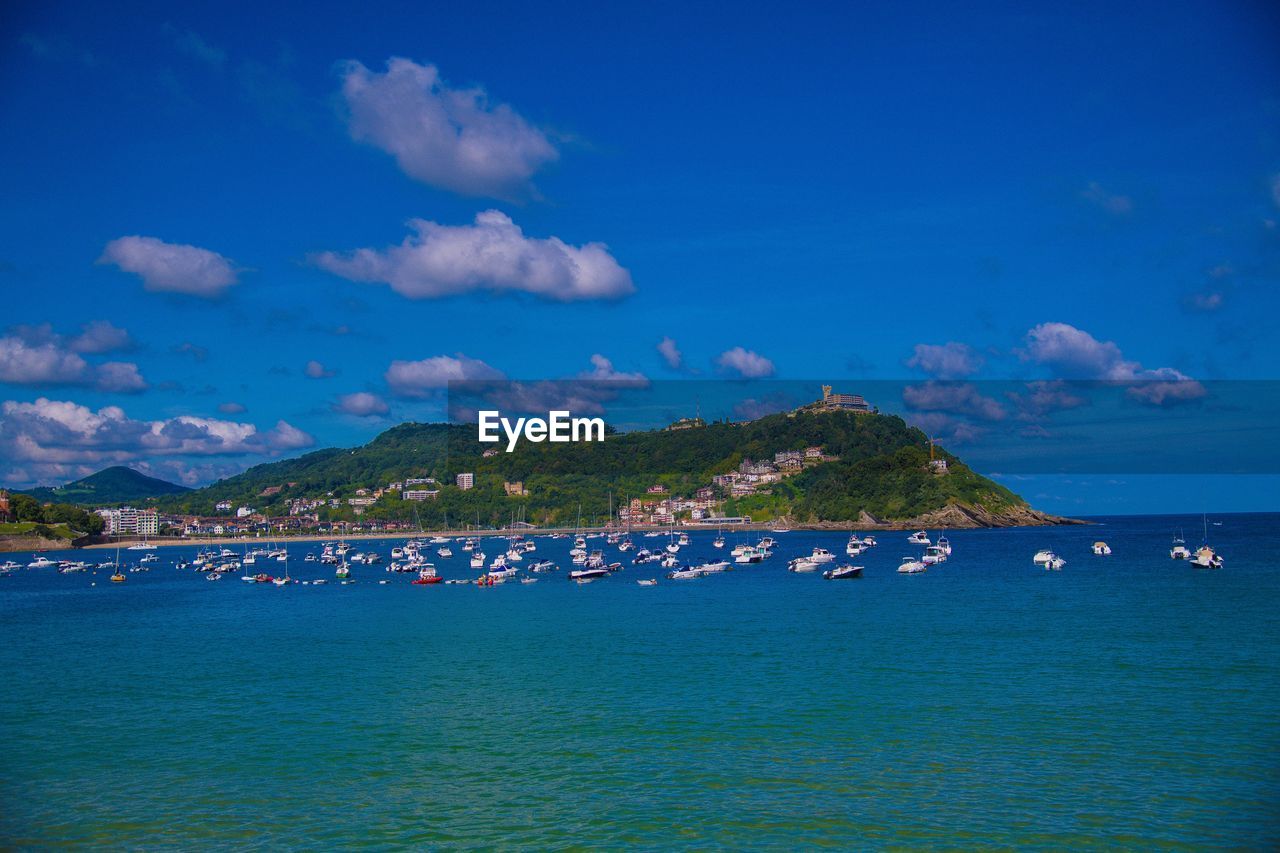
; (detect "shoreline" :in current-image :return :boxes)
[72,515,1085,551]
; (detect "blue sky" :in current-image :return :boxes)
[1,0,1278,512]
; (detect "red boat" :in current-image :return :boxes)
[254,573,274,583]
[410,567,442,585]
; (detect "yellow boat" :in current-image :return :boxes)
[110,571,126,583]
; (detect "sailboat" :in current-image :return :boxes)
[713,528,725,549]
[1189,515,1224,569]
[109,546,126,583]
[273,553,292,585]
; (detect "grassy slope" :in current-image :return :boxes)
[157,411,1029,524]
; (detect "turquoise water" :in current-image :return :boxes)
[2,514,1277,848]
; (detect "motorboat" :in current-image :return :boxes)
[632,548,657,564]
[667,565,703,580]
[713,535,725,549]
[699,560,730,573]
[637,578,658,586]
[335,563,350,579]
[530,560,556,573]
[788,557,819,573]
[521,577,538,584]
[1190,545,1223,569]
[505,548,524,562]
[936,536,951,556]
[735,546,764,564]
[897,557,926,574]
[411,565,442,584]
[1170,532,1190,560]
[569,567,609,582]
[27,556,57,569]
[809,548,836,564]
[823,564,863,580]
[1092,541,1112,556]
[677,532,690,547]
[922,545,948,565]
[205,572,222,581]
[470,551,486,569]
[437,547,453,558]
[846,536,865,557]
[1045,554,1066,571]
[1032,549,1055,565]
[487,565,518,583]
[907,531,930,546]
[660,553,679,568]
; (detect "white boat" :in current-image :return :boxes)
[1045,555,1066,571]
[897,557,927,574]
[713,534,725,549]
[462,538,476,552]
[660,553,679,568]
[505,548,524,562]
[699,560,730,573]
[27,556,57,569]
[1092,541,1112,556]
[1190,545,1223,569]
[1032,549,1055,565]
[735,546,764,564]
[823,564,863,580]
[907,531,930,546]
[632,548,657,564]
[667,565,703,580]
[487,566,518,583]
[788,557,819,573]
[437,547,453,558]
[470,551,486,569]
[569,567,609,582]
[206,572,222,581]
[335,563,350,579]
[846,536,865,556]
[936,536,951,556]
[1170,531,1190,560]
[429,535,450,545]
[637,578,658,586]
[809,548,836,564]
[490,554,509,570]
[530,560,556,573]
[677,532,690,546]
[922,545,948,565]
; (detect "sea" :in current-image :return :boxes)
[1,513,1277,848]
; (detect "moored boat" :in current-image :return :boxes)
[823,564,863,580]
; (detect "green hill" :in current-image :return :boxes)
[157,410,1053,527]
[26,466,191,505]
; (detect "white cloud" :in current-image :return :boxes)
[903,381,1007,421]
[657,336,682,369]
[0,330,146,392]
[1021,322,1205,405]
[0,335,89,385]
[99,236,239,297]
[68,321,133,354]
[578,354,646,383]
[333,391,389,417]
[94,362,148,394]
[305,360,336,379]
[906,342,983,379]
[338,57,558,200]
[0,398,314,473]
[314,210,634,302]
[385,353,504,398]
[716,346,775,378]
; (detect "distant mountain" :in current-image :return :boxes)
[154,411,1069,528]
[26,466,191,505]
